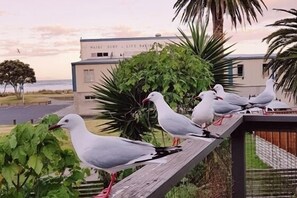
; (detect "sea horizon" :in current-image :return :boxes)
[0,79,73,93]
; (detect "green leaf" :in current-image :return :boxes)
[8,135,17,149]
[11,146,27,164]
[28,154,43,175]
[2,163,19,186]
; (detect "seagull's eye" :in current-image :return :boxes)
[65,119,69,123]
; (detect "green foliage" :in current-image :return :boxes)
[92,69,157,140]
[116,44,213,108]
[176,22,238,91]
[172,0,266,35]
[166,183,198,198]
[263,9,297,102]
[93,44,213,140]
[0,114,89,197]
[0,60,36,99]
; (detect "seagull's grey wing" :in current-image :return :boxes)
[81,137,154,169]
[249,92,274,105]
[213,100,242,114]
[159,113,204,136]
[225,93,249,106]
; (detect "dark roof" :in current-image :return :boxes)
[71,58,122,65]
[227,54,276,60]
[80,36,178,42]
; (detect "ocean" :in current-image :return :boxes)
[0,79,73,93]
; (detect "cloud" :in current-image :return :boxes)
[0,38,79,58]
[101,26,144,37]
[33,25,80,38]
[0,10,5,16]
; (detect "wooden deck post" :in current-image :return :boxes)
[231,127,246,198]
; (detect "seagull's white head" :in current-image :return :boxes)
[212,84,224,94]
[142,91,164,104]
[198,90,222,100]
[49,114,85,131]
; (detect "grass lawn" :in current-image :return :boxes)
[0,91,73,105]
[245,133,270,169]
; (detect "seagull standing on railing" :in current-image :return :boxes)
[191,90,222,128]
[49,114,182,198]
[142,91,222,146]
[248,78,277,114]
[212,84,248,125]
[213,84,249,107]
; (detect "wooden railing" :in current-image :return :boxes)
[106,114,297,198]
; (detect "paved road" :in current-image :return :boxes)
[0,102,72,125]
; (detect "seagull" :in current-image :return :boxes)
[49,114,182,198]
[249,78,277,112]
[212,99,243,125]
[213,84,249,107]
[193,91,242,126]
[142,91,222,146]
[191,90,221,128]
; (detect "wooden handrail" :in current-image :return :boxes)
[111,115,243,197]
[109,114,297,197]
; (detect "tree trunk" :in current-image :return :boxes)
[211,5,224,38]
[12,84,21,99]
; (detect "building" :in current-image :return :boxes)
[71,35,180,115]
[71,36,295,116]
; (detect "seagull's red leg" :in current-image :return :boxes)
[94,173,117,198]
[213,114,233,126]
[213,117,223,126]
[172,137,176,146]
[172,137,180,146]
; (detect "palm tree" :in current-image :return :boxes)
[263,9,297,102]
[175,22,238,90]
[172,0,267,37]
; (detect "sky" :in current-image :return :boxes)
[0,0,295,80]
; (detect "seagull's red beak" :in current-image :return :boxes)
[142,98,150,104]
[48,124,61,131]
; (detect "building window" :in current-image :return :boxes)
[237,64,244,77]
[262,63,269,78]
[97,52,109,57]
[85,95,95,100]
[84,69,95,83]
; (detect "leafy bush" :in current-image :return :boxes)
[93,44,213,140]
[0,114,89,197]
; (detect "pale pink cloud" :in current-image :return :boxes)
[0,38,79,57]
[0,10,5,16]
[33,25,79,38]
[102,26,144,37]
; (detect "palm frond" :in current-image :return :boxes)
[174,22,239,91]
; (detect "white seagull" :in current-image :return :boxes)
[213,84,249,107]
[191,90,220,128]
[49,114,182,198]
[142,91,222,146]
[212,98,243,125]
[249,78,276,109]
[193,90,242,126]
